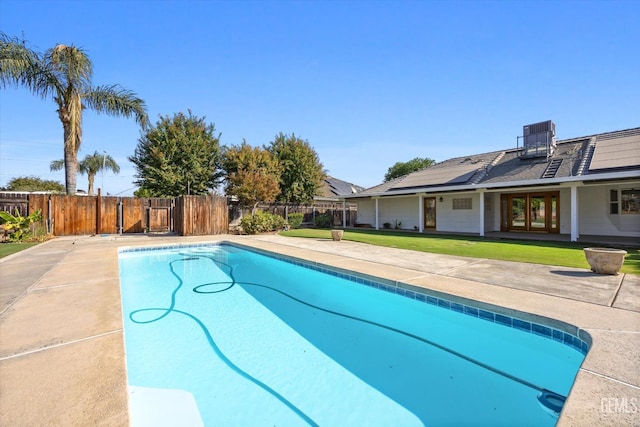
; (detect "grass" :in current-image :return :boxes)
[279,228,640,275]
[0,241,39,259]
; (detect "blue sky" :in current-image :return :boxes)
[1,0,638,195]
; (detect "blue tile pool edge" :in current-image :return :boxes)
[118,241,591,355]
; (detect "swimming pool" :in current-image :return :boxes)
[118,242,587,426]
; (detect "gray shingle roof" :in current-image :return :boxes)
[320,176,365,197]
[352,127,640,197]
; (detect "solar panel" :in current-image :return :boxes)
[589,135,640,171]
[389,163,481,190]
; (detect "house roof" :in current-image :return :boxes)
[349,126,640,198]
[318,176,366,198]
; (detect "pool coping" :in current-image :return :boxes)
[1,234,638,426]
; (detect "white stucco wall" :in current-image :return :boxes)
[377,196,420,230]
[559,188,572,235]
[436,193,481,233]
[355,199,376,226]
[484,192,500,232]
[355,197,421,229]
[578,185,640,237]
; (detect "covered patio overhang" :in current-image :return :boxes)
[342,170,640,242]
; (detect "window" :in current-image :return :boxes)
[621,189,639,215]
[453,198,472,210]
[610,189,619,214]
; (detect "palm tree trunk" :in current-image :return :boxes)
[62,121,78,195]
[87,173,95,196]
[60,98,82,195]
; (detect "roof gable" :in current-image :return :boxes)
[320,176,365,197]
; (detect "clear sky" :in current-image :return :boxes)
[1,0,638,195]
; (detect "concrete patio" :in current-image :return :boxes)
[0,234,638,426]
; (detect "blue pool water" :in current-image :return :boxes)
[118,243,587,426]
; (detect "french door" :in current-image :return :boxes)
[501,192,559,233]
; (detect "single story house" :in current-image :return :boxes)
[308,176,365,227]
[344,121,639,243]
[319,176,366,199]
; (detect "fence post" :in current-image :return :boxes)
[96,188,102,234]
[171,198,175,232]
[47,195,52,234]
[118,197,123,235]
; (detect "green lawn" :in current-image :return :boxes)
[0,242,39,259]
[279,228,640,275]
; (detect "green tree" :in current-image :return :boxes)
[2,176,65,192]
[384,157,436,182]
[222,140,281,212]
[129,111,223,197]
[268,132,325,205]
[50,151,120,196]
[0,33,147,195]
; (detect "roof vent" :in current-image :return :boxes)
[519,120,556,159]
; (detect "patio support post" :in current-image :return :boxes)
[342,200,346,228]
[479,190,485,238]
[418,194,424,232]
[375,198,379,230]
[570,184,579,242]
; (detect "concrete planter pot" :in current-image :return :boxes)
[583,247,627,275]
[331,229,344,241]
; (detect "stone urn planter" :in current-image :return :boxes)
[583,247,627,275]
[331,229,344,241]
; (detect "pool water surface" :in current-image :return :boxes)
[118,243,587,426]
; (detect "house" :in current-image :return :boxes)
[318,176,366,199]
[345,121,640,243]
[309,176,365,227]
[228,176,366,228]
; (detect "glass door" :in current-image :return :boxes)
[424,197,436,228]
[501,192,560,233]
[509,196,527,230]
[529,195,546,230]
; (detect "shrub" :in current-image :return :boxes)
[0,209,43,242]
[287,212,304,229]
[314,213,333,229]
[240,211,286,234]
[383,222,391,229]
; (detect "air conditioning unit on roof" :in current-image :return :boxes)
[520,120,556,159]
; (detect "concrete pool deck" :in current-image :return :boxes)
[0,234,638,426]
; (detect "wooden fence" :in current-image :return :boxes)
[175,195,228,235]
[0,192,228,237]
[229,201,359,228]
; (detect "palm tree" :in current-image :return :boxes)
[51,151,120,195]
[0,33,147,194]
